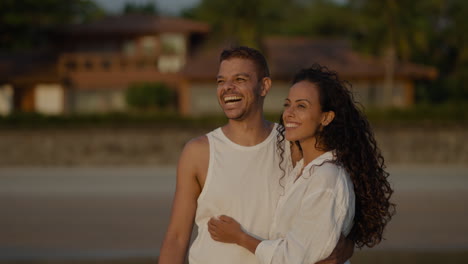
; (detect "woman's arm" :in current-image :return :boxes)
[258,189,348,264]
[208,215,261,254]
[208,212,352,264]
[208,189,350,264]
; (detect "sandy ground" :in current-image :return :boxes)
[0,165,467,260]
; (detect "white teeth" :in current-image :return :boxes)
[285,123,299,128]
[224,96,242,103]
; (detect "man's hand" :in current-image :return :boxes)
[315,234,354,264]
[208,215,244,244]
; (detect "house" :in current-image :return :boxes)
[0,52,61,115]
[183,37,438,116]
[0,14,210,116]
[0,17,437,117]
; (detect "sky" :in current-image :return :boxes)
[93,0,201,15]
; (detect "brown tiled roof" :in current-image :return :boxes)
[0,52,60,84]
[184,37,437,81]
[183,44,225,80]
[65,14,210,36]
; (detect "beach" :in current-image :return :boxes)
[0,166,467,263]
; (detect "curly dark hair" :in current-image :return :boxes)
[276,63,395,248]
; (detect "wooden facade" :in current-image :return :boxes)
[183,37,438,115]
[0,15,209,116]
[0,18,437,116]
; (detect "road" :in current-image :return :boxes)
[0,165,467,260]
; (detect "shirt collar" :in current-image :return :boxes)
[304,150,335,169]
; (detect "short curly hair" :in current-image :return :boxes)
[220,46,270,79]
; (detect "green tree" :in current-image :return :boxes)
[426,0,468,102]
[122,2,158,15]
[125,82,175,110]
[184,0,468,103]
[348,0,468,102]
[183,0,291,49]
[268,0,357,37]
[0,0,104,51]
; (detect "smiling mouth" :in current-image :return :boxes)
[285,122,299,128]
[224,96,242,104]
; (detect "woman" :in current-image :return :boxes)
[207,64,395,263]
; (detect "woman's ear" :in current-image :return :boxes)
[321,111,335,126]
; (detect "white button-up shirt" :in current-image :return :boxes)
[255,151,355,264]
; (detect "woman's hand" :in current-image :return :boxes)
[207,215,244,244]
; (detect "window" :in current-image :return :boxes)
[158,56,184,73]
[65,60,77,71]
[158,34,186,72]
[84,60,93,71]
[123,40,136,56]
[141,36,157,57]
[160,34,185,55]
[101,58,111,70]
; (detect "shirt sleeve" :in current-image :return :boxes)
[255,185,349,264]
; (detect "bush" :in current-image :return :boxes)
[125,82,175,110]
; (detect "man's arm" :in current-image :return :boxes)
[315,234,354,264]
[159,136,208,264]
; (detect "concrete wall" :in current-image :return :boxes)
[351,79,409,107]
[0,85,13,115]
[74,89,127,113]
[190,81,290,116]
[190,83,222,116]
[264,81,289,113]
[0,124,466,167]
[189,79,410,116]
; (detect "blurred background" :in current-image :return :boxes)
[0,0,467,263]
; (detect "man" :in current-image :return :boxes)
[159,46,353,264]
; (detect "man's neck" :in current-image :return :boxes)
[222,117,274,147]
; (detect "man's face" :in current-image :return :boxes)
[216,58,264,120]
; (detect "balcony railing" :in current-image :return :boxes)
[58,53,184,74]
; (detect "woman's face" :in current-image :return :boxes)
[282,80,332,144]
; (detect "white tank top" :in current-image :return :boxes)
[189,124,288,264]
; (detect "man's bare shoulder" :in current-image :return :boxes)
[178,135,209,186]
[179,135,209,164]
[184,135,209,152]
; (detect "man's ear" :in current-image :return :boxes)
[260,77,272,97]
[322,111,335,126]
